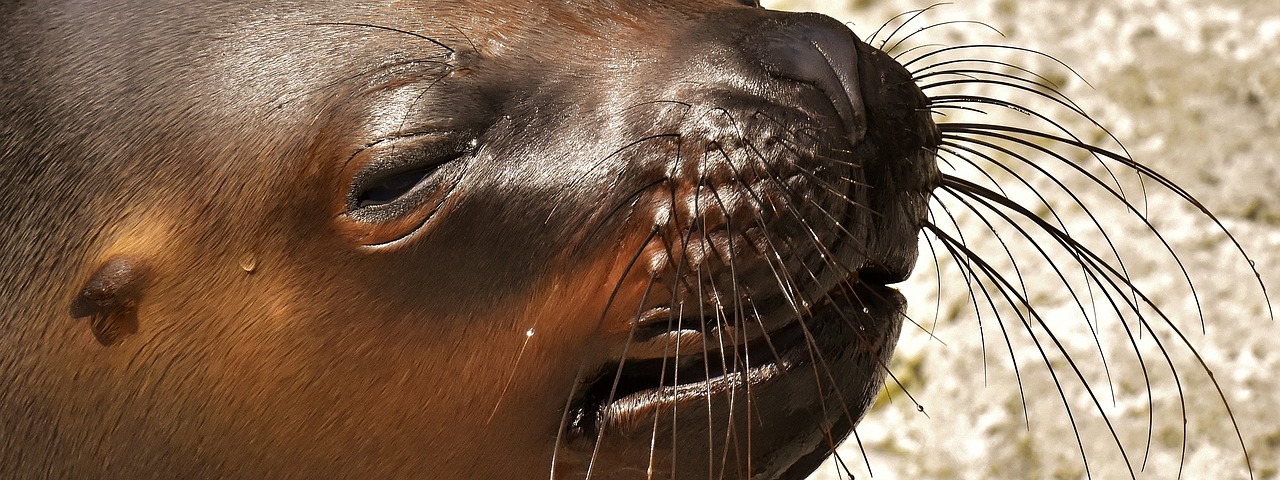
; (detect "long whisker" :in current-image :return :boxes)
[710,127,903,476]
[551,224,660,480]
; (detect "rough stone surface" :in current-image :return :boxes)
[763,1,1280,479]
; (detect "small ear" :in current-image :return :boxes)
[70,256,149,346]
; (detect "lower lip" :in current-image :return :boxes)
[596,282,906,431]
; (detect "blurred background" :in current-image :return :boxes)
[760,1,1280,478]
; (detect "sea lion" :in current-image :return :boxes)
[0,0,1266,479]
[1,1,936,478]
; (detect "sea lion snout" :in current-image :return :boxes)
[554,7,938,478]
[615,8,939,339]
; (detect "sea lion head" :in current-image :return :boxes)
[0,1,937,478]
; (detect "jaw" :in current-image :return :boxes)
[557,280,906,480]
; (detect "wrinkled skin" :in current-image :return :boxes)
[0,1,938,478]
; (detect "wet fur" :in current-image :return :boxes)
[0,2,1270,480]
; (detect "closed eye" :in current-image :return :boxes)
[348,143,467,215]
[356,165,438,208]
[341,131,474,232]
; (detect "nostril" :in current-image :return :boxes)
[752,13,868,144]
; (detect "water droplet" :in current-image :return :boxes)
[525,328,536,337]
[238,254,257,273]
[861,307,870,314]
[917,405,926,413]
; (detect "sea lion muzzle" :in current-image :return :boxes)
[551,9,938,480]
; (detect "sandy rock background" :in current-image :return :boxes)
[760,1,1280,478]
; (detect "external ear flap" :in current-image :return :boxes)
[69,256,149,346]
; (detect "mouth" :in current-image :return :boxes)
[565,274,906,453]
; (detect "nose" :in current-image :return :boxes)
[750,12,868,144]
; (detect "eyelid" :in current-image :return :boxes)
[346,131,459,175]
[335,133,473,247]
[342,131,471,214]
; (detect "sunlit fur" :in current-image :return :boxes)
[0,2,1269,480]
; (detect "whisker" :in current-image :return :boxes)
[551,225,661,480]
[927,223,1132,479]
[939,174,1258,476]
[869,3,953,49]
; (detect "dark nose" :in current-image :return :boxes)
[751,13,868,144]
